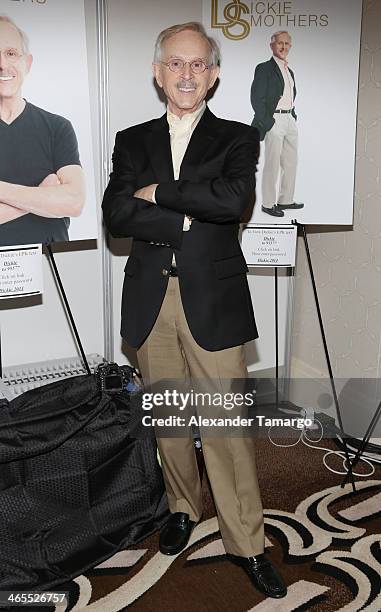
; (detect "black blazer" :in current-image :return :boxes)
[250,57,297,140]
[102,107,259,351]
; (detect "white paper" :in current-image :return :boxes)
[241,224,297,267]
[0,244,43,298]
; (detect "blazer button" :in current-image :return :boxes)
[162,268,169,276]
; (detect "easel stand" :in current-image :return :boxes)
[341,399,381,487]
[270,222,356,492]
[46,245,91,376]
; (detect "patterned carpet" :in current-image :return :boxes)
[53,436,381,612]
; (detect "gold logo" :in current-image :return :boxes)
[211,0,251,41]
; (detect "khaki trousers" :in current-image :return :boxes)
[262,113,298,208]
[137,278,265,556]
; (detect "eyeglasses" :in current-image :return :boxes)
[160,59,211,74]
[0,48,24,63]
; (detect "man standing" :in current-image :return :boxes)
[102,22,286,599]
[0,15,85,247]
[251,31,304,217]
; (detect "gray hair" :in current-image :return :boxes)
[0,14,30,54]
[270,30,291,44]
[154,22,220,66]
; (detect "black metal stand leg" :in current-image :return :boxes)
[275,267,279,407]
[46,244,91,376]
[299,224,356,492]
[341,399,381,486]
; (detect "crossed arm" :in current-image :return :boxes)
[0,165,85,225]
[102,136,185,249]
[152,130,258,223]
[102,127,258,246]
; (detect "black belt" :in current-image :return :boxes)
[168,266,178,277]
[274,108,293,114]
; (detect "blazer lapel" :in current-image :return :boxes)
[145,114,174,182]
[179,107,216,180]
[270,57,284,89]
[289,67,297,100]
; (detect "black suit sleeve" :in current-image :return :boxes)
[155,128,259,223]
[250,64,268,132]
[102,131,184,248]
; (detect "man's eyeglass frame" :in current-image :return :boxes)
[159,59,212,74]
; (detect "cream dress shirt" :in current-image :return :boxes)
[152,102,206,256]
[273,55,294,110]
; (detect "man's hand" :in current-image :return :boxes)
[133,184,158,203]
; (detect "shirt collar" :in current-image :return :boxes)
[273,55,289,70]
[167,101,206,132]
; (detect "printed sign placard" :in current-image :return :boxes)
[0,0,98,247]
[0,244,43,298]
[203,0,362,226]
[241,224,297,267]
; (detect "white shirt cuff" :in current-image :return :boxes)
[183,215,192,231]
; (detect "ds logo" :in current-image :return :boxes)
[211,0,251,41]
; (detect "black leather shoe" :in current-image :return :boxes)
[230,554,287,598]
[261,205,284,217]
[159,512,195,555]
[278,202,304,209]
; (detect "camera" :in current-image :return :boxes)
[95,362,141,394]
